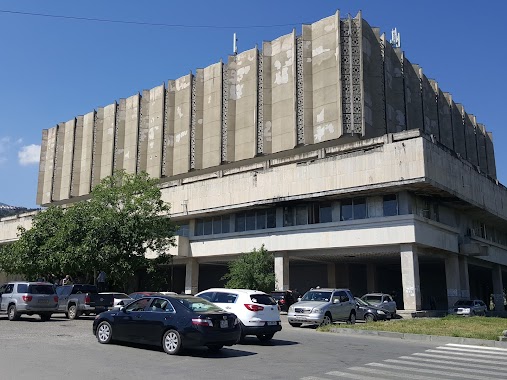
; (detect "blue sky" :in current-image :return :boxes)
[1,1,506,208]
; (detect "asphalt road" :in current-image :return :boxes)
[1,313,506,380]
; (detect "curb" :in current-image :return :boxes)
[327,327,507,348]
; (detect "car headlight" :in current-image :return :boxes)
[462,308,470,313]
[312,308,323,314]
[377,310,385,315]
[288,306,295,313]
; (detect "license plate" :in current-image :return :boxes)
[220,320,228,328]
[38,299,49,304]
[267,321,278,326]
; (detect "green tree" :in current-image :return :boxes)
[221,245,275,292]
[0,170,177,290]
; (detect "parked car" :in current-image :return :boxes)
[0,281,59,321]
[99,292,133,308]
[360,293,397,317]
[128,291,161,300]
[354,297,390,322]
[448,299,488,316]
[195,288,282,342]
[93,294,240,355]
[288,288,356,327]
[56,284,114,319]
[270,290,298,313]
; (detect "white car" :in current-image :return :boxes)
[195,288,282,342]
[99,292,133,309]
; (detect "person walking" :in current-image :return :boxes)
[97,270,107,292]
[62,274,73,285]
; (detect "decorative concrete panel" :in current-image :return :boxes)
[99,104,116,181]
[447,94,466,158]
[70,116,83,197]
[145,84,164,178]
[36,129,49,205]
[308,13,342,143]
[362,19,385,138]
[42,127,58,204]
[52,123,66,201]
[138,91,150,173]
[301,25,314,144]
[192,70,204,170]
[463,112,478,166]
[78,111,94,196]
[228,48,257,160]
[56,119,75,201]
[91,108,104,188]
[476,123,488,174]
[436,85,453,150]
[486,131,496,178]
[172,74,192,175]
[419,70,439,138]
[124,94,140,174]
[263,32,296,153]
[403,58,423,131]
[114,99,126,172]
[202,63,222,168]
[383,38,405,133]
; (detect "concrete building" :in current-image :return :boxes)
[1,11,506,311]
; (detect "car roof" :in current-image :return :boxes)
[5,281,54,285]
[196,288,268,295]
[362,293,389,296]
[308,288,350,292]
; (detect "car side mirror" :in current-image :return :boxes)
[333,299,340,304]
[120,307,126,313]
[297,297,301,302]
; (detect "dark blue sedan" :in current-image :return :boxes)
[93,294,241,355]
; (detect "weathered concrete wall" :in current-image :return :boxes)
[463,110,478,167]
[448,95,466,158]
[476,123,488,174]
[436,84,453,150]
[51,122,65,201]
[163,82,175,176]
[124,94,140,174]
[192,69,204,170]
[145,85,164,178]
[403,58,423,131]
[172,75,192,174]
[201,63,222,169]
[486,131,497,178]
[78,111,94,196]
[383,37,405,134]
[70,116,84,197]
[419,70,438,138]
[36,129,49,205]
[114,98,126,172]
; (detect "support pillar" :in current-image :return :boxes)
[492,265,504,312]
[400,244,421,311]
[366,264,377,292]
[185,258,199,294]
[327,263,336,288]
[458,255,470,299]
[445,253,461,308]
[274,252,289,290]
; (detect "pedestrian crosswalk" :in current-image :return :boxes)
[301,343,507,380]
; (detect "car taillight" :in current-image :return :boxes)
[192,318,214,327]
[22,295,32,302]
[85,294,91,304]
[244,304,264,311]
[54,296,59,303]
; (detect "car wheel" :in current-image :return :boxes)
[96,321,113,344]
[40,313,51,321]
[364,314,375,323]
[68,305,80,320]
[207,344,224,352]
[347,311,356,325]
[236,322,246,343]
[7,305,20,321]
[289,322,302,328]
[162,329,182,355]
[257,333,275,342]
[320,313,332,327]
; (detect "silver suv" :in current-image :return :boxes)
[0,282,59,321]
[287,288,356,327]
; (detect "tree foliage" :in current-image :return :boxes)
[221,245,275,293]
[0,170,177,290]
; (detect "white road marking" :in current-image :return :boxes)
[366,362,486,379]
[384,358,506,377]
[413,352,505,365]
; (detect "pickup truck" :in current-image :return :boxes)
[56,284,114,319]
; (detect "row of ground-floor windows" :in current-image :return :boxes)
[189,194,399,237]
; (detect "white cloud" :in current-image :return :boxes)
[18,144,41,166]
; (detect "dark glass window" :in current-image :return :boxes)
[203,217,212,235]
[176,223,189,237]
[235,213,246,232]
[341,200,353,221]
[267,209,276,228]
[383,194,398,216]
[212,218,222,234]
[221,216,230,233]
[257,211,266,229]
[246,211,256,231]
[296,205,307,225]
[283,207,294,227]
[17,284,28,293]
[353,198,367,219]
[319,203,332,223]
[195,219,204,236]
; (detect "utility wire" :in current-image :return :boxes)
[0,9,303,29]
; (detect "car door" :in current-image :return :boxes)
[113,298,152,342]
[329,292,342,321]
[0,284,14,311]
[141,298,176,344]
[56,286,71,312]
[0,284,6,312]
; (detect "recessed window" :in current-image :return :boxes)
[341,198,367,220]
[340,199,353,221]
[383,194,398,216]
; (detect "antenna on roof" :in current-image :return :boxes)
[233,33,238,55]
[390,28,401,48]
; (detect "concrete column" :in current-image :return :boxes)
[327,263,336,288]
[458,255,470,299]
[366,264,377,292]
[185,258,199,294]
[492,265,504,311]
[445,254,461,308]
[400,244,421,310]
[274,252,289,290]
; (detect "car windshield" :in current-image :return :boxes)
[454,300,474,306]
[355,298,370,306]
[27,284,55,294]
[177,296,223,312]
[362,295,382,304]
[301,291,332,302]
[271,292,284,300]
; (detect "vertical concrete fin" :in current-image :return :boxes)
[163,83,175,176]
[36,129,49,206]
[52,122,65,201]
[476,122,488,174]
[193,69,204,170]
[446,94,466,159]
[137,90,150,174]
[79,111,95,196]
[486,131,497,178]
[201,63,222,168]
[145,84,165,178]
[401,56,423,131]
[417,68,439,139]
[114,98,126,173]
[172,74,192,174]
[382,34,405,134]
[124,93,140,175]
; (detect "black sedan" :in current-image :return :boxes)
[93,294,241,355]
[354,297,390,322]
